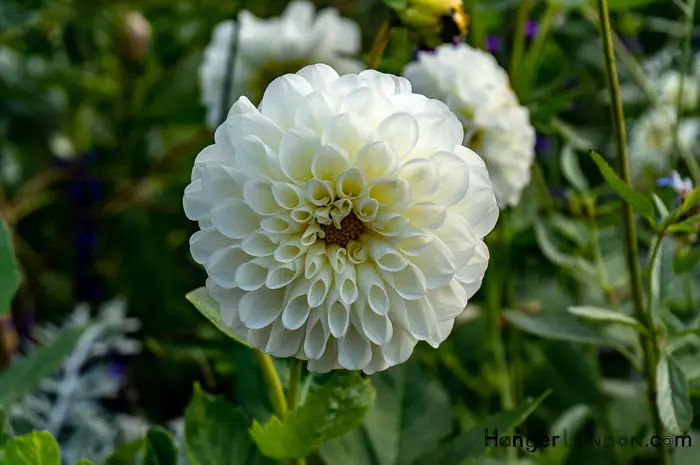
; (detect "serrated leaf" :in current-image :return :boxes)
[657,353,693,435]
[0,326,84,408]
[422,391,551,465]
[504,310,620,346]
[0,217,20,312]
[567,306,644,330]
[104,439,143,465]
[250,372,375,459]
[142,427,177,465]
[4,431,60,465]
[363,361,451,465]
[184,385,271,465]
[674,248,700,274]
[561,144,590,193]
[185,288,251,348]
[590,150,655,222]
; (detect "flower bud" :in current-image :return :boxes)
[123,11,151,61]
[395,0,469,47]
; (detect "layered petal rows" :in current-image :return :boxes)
[403,43,535,207]
[184,64,499,373]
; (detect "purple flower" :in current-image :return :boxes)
[525,19,538,39]
[535,133,552,157]
[108,361,127,380]
[486,35,503,53]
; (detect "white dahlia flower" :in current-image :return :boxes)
[402,43,535,208]
[199,1,362,129]
[183,64,499,374]
[653,71,699,111]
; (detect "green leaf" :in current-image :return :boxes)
[589,150,655,222]
[185,288,251,348]
[679,188,700,217]
[104,439,143,465]
[567,306,644,331]
[652,193,671,221]
[381,0,409,11]
[73,460,95,465]
[0,217,20,313]
[319,429,373,465]
[560,144,590,193]
[4,431,61,465]
[142,427,178,465]
[184,384,270,465]
[424,391,551,465]
[667,214,700,233]
[674,248,700,274]
[657,353,693,435]
[0,326,84,408]
[534,222,596,281]
[504,310,620,346]
[250,372,375,459]
[362,361,451,465]
[0,408,9,446]
[606,0,661,9]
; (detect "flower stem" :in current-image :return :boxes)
[509,0,532,81]
[367,21,392,70]
[254,350,288,418]
[287,358,303,411]
[595,1,669,464]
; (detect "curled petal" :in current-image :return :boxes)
[311,144,350,181]
[376,112,419,158]
[266,259,301,289]
[272,182,305,210]
[239,288,285,329]
[211,198,260,239]
[336,167,368,199]
[357,262,390,315]
[308,266,333,308]
[266,320,304,358]
[307,178,335,206]
[190,227,235,265]
[369,178,411,208]
[279,127,321,184]
[304,311,329,359]
[338,324,372,370]
[282,280,312,330]
[206,245,251,288]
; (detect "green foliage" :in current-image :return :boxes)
[3,431,60,465]
[589,150,655,223]
[380,0,409,11]
[673,248,700,274]
[104,440,143,465]
[560,144,590,193]
[142,428,178,465]
[567,306,644,331]
[0,217,20,312]
[657,353,693,435]
[185,287,252,348]
[184,385,271,465]
[250,372,375,459]
[504,309,620,346]
[0,326,84,408]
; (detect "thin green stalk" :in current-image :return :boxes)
[254,350,288,418]
[671,0,697,169]
[519,4,558,100]
[509,0,532,81]
[595,1,670,463]
[486,272,516,462]
[288,358,303,411]
[367,21,392,70]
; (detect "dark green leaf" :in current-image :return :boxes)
[250,372,375,459]
[104,439,143,465]
[606,0,661,9]
[184,385,270,465]
[424,391,551,465]
[504,310,619,346]
[0,327,84,408]
[319,429,373,465]
[560,144,590,193]
[657,354,693,435]
[142,427,178,465]
[590,150,655,222]
[363,362,451,465]
[534,222,597,281]
[679,188,700,216]
[185,288,251,348]
[667,214,700,233]
[0,217,20,313]
[4,431,61,465]
[381,0,409,11]
[0,408,8,446]
[567,306,644,331]
[73,460,95,465]
[673,248,700,274]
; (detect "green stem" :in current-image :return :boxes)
[671,0,697,169]
[254,350,288,418]
[288,358,303,411]
[595,1,670,464]
[367,21,392,70]
[519,4,558,100]
[509,0,532,82]
[486,272,516,461]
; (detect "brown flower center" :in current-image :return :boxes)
[321,214,365,248]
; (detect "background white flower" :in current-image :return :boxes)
[402,43,535,208]
[199,1,362,129]
[184,64,499,374]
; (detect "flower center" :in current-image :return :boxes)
[320,213,365,248]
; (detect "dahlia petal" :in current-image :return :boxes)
[259,74,314,130]
[307,339,339,373]
[260,214,302,235]
[357,262,389,315]
[297,64,340,91]
[211,198,260,239]
[239,288,285,329]
[279,127,321,184]
[271,182,305,210]
[322,114,373,158]
[404,202,446,229]
[427,319,455,348]
[405,296,436,340]
[247,325,273,350]
[190,227,235,265]
[411,238,456,289]
[359,301,393,345]
[307,178,335,206]
[354,197,379,222]
[235,259,269,291]
[338,325,372,370]
[397,158,439,199]
[327,294,350,338]
[266,320,304,358]
[352,141,399,180]
[304,311,329,359]
[282,281,312,330]
[336,167,368,199]
[373,211,410,237]
[206,245,251,288]
[200,164,246,203]
[375,112,419,159]
[428,280,468,322]
[304,241,328,279]
[335,264,358,305]
[388,262,427,300]
[382,328,415,366]
[311,144,349,181]
[266,259,301,289]
[456,241,490,298]
[369,178,411,208]
[367,237,407,272]
[429,151,470,206]
[240,232,278,257]
[233,134,279,180]
[220,112,283,152]
[291,206,314,224]
[308,266,332,308]
[395,229,433,257]
[243,178,280,215]
[183,180,209,221]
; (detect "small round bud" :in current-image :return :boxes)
[123,11,151,61]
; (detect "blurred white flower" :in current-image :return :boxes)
[123,11,152,61]
[402,43,535,207]
[49,134,76,160]
[629,106,699,175]
[653,71,699,110]
[199,1,362,129]
[184,64,499,373]
[1,146,21,185]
